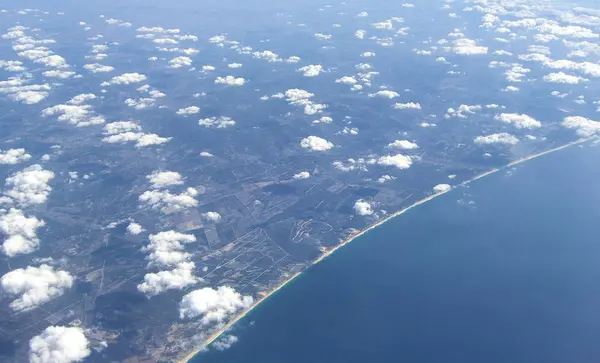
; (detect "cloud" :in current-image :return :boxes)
[387,140,418,150]
[199,116,236,128]
[2,165,54,206]
[213,335,239,351]
[179,286,253,325]
[147,171,184,189]
[314,33,332,40]
[433,184,451,193]
[393,102,421,110]
[29,326,90,363]
[142,231,197,267]
[452,38,488,55]
[102,132,171,147]
[0,208,45,257]
[68,93,96,105]
[297,65,323,77]
[543,72,588,83]
[1,264,73,312]
[103,121,141,134]
[202,212,222,223]
[42,104,105,127]
[124,97,156,110]
[335,76,358,84]
[153,38,178,45]
[293,171,310,179]
[200,151,214,157]
[445,104,482,118]
[474,133,519,145]
[355,30,367,39]
[536,23,598,39]
[369,90,399,99]
[353,200,373,216]
[562,116,600,136]
[377,175,396,183]
[168,56,192,68]
[228,63,242,68]
[83,63,114,73]
[138,262,198,296]
[312,116,333,124]
[42,70,75,79]
[494,113,541,129]
[9,90,48,104]
[300,136,334,151]
[377,154,413,169]
[102,72,147,86]
[139,188,199,213]
[215,76,246,86]
[252,50,281,62]
[0,148,31,164]
[176,106,200,116]
[0,60,26,72]
[126,222,144,235]
[285,89,314,101]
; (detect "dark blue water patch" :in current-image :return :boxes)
[194,141,600,363]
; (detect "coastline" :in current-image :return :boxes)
[178,136,593,363]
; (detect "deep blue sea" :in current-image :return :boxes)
[195,141,600,363]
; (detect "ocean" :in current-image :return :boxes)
[194,141,600,363]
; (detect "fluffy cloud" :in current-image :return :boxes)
[102,72,147,86]
[215,75,246,86]
[142,231,197,267]
[29,326,90,363]
[179,286,253,325]
[68,93,96,105]
[543,72,588,83]
[562,116,600,137]
[369,90,399,99]
[452,38,488,55]
[103,121,141,135]
[3,165,54,206]
[433,184,452,193]
[353,200,373,216]
[335,76,358,84]
[293,171,310,179]
[126,222,144,235]
[102,132,171,147]
[0,208,45,257]
[377,154,413,169]
[199,116,236,128]
[147,171,184,189]
[202,212,222,223]
[139,188,199,213]
[355,30,367,39]
[228,63,242,68]
[9,90,48,104]
[387,140,418,150]
[252,50,281,62]
[83,63,114,73]
[314,33,332,40]
[168,56,192,68]
[300,136,334,151]
[297,64,323,77]
[1,264,73,312]
[393,102,421,110]
[0,148,31,164]
[138,262,198,296]
[213,335,239,351]
[474,133,519,145]
[42,104,104,127]
[494,113,541,129]
[176,106,200,116]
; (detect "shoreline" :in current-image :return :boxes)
[178,136,593,363]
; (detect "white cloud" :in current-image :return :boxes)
[102,132,171,147]
[300,136,334,151]
[387,140,418,150]
[228,63,242,68]
[393,102,421,110]
[433,184,451,193]
[361,51,376,57]
[293,171,310,179]
[103,121,141,135]
[126,222,144,235]
[213,335,239,351]
[355,30,367,39]
[562,116,600,137]
[68,93,96,105]
[494,113,541,129]
[1,264,73,312]
[153,37,178,45]
[168,56,192,68]
[3,165,54,206]
[125,97,156,110]
[474,133,519,145]
[452,38,488,55]
[314,33,332,40]
[0,148,31,164]
[536,23,598,39]
[29,326,90,363]
[297,64,323,77]
[252,50,281,62]
[215,75,246,86]
[179,286,253,325]
[543,72,588,84]
[103,72,147,86]
[176,106,200,116]
[312,116,333,124]
[285,89,314,102]
[83,63,114,73]
[9,90,48,104]
[372,20,393,30]
[147,171,184,188]
[369,90,399,99]
[377,154,413,169]
[41,104,105,127]
[445,104,482,119]
[335,76,358,84]
[142,231,197,267]
[0,208,45,257]
[199,116,236,128]
[42,70,75,79]
[137,262,198,296]
[202,211,222,223]
[139,188,199,213]
[503,85,520,92]
[353,200,373,216]
[377,174,395,183]
[200,151,214,157]
[0,60,26,72]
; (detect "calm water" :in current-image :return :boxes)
[195,142,600,363]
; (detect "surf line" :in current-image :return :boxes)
[179,136,593,362]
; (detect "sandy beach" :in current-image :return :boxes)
[178,136,593,363]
